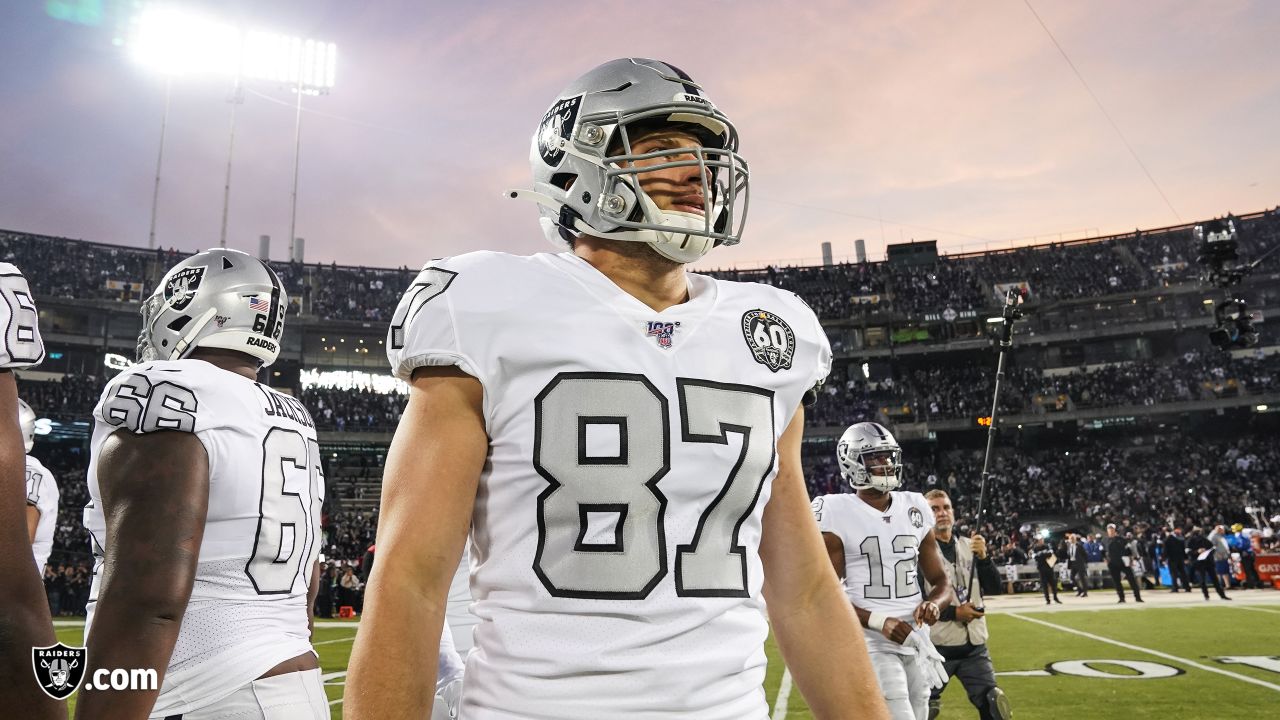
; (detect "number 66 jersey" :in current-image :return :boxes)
[83,359,324,718]
[389,251,832,720]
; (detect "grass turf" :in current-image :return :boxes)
[54,603,1279,719]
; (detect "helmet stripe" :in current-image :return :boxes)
[260,260,282,341]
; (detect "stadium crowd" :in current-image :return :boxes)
[11,208,1280,614]
[20,349,1278,436]
[6,207,1278,323]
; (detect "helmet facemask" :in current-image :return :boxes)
[589,109,749,263]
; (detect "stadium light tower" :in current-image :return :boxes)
[127,4,336,252]
[129,4,240,249]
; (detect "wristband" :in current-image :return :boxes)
[867,612,889,631]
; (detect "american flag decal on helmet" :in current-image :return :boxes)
[248,296,270,312]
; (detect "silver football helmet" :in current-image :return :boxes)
[17,398,35,452]
[837,421,903,493]
[137,249,287,366]
[509,58,749,264]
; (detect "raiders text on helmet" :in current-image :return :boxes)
[837,422,904,493]
[137,249,287,366]
[510,58,749,264]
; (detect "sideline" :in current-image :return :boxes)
[1007,612,1280,693]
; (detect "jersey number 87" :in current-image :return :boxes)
[533,373,776,600]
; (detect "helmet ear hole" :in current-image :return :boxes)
[550,173,577,191]
[167,315,193,332]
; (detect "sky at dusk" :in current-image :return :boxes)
[1,0,1277,270]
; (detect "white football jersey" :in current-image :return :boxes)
[0,263,45,368]
[25,455,58,571]
[388,251,831,720]
[812,490,935,656]
[84,359,324,718]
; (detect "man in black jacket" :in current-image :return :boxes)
[1106,523,1143,603]
[1032,537,1061,605]
[1063,533,1090,597]
[1187,527,1231,601]
[1163,527,1190,592]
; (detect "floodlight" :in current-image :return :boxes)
[129,5,240,76]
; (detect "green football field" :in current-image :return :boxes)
[55,591,1280,718]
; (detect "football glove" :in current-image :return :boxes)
[904,628,948,689]
[431,677,463,720]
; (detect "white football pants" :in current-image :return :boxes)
[170,668,327,719]
[870,650,931,720]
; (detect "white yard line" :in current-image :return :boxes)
[324,672,347,707]
[1233,605,1280,615]
[1008,612,1280,693]
[314,634,358,647]
[771,668,793,720]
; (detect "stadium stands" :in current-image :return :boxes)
[12,206,1280,611]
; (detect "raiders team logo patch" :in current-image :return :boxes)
[164,266,205,312]
[645,320,679,349]
[741,309,796,372]
[32,643,86,700]
[909,507,925,529]
[537,94,583,167]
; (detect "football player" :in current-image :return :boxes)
[21,399,60,573]
[76,250,327,719]
[347,58,889,719]
[812,422,951,720]
[0,263,62,718]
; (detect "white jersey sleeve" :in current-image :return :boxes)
[795,292,833,396]
[93,362,214,439]
[25,456,58,571]
[387,258,475,382]
[0,263,45,368]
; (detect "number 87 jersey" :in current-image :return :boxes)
[388,251,832,719]
[83,359,323,718]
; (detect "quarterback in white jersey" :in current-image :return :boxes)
[0,263,61,719]
[78,250,327,720]
[20,399,59,572]
[813,422,951,720]
[347,59,890,720]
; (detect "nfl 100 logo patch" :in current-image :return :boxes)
[645,320,680,349]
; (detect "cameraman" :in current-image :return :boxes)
[922,490,1009,720]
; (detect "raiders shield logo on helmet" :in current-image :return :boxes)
[32,643,86,700]
[741,309,796,372]
[164,265,206,312]
[537,94,583,167]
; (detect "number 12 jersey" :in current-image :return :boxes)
[389,251,831,719]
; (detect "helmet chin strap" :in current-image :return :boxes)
[506,188,714,264]
[170,307,219,360]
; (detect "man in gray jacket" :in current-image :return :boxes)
[922,490,1010,720]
